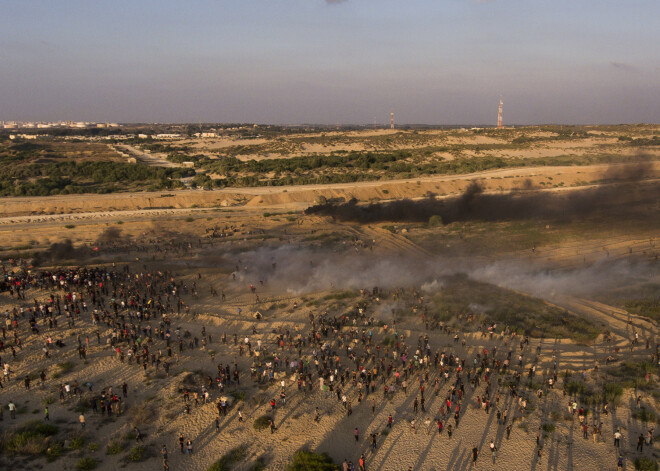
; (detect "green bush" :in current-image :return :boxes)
[253,415,273,431]
[57,361,75,374]
[229,390,246,402]
[541,423,556,433]
[635,457,658,471]
[603,383,624,403]
[69,436,86,450]
[87,442,99,451]
[0,420,59,455]
[127,445,146,462]
[46,442,63,462]
[287,450,338,471]
[634,409,658,423]
[428,215,443,226]
[106,441,123,455]
[208,445,247,471]
[75,457,98,470]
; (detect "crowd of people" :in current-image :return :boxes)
[0,253,658,470]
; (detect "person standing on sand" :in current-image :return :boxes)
[178,434,184,453]
[472,446,479,468]
[370,433,378,451]
[79,413,86,428]
[354,427,359,442]
[162,445,169,471]
[186,439,193,454]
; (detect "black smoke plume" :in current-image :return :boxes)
[305,163,659,224]
[32,239,89,266]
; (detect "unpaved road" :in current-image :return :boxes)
[115,144,181,167]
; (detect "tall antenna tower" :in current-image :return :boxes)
[497,99,503,129]
[390,110,394,129]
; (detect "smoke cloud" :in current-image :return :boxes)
[32,239,89,266]
[222,244,658,303]
[305,163,658,225]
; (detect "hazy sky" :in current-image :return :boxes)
[1,0,658,124]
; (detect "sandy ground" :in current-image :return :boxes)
[0,203,658,471]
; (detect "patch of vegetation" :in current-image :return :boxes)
[603,383,624,403]
[229,390,246,402]
[302,232,346,244]
[253,415,273,431]
[541,423,556,433]
[323,291,358,301]
[428,215,443,227]
[624,298,660,321]
[106,441,123,455]
[607,361,656,378]
[127,445,147,462]
[46,442,63,462]
[65,224,76,229]
[287,450,339,471]
[0,160,194,196]
[69,435,86,450]
[429,274,599,342]
[635,457,659,471]
[53,361,74,379]
[634,409,658,423]
[207,445,247,471]
[42,396,56,406]
[75,457,98,470]
[0,420,59,455]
